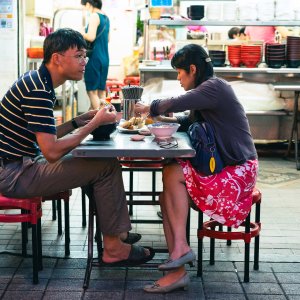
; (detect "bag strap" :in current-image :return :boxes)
[95,14,107,39]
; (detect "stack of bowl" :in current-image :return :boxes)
[241,45,262,68]
[228,45,242,67]
[209,50,226,67]
[286,36,300,68]
[265,43,286,68]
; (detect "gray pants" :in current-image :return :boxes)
[0,155,131,235]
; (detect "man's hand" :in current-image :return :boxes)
[93,105,117,126]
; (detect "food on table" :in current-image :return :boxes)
[145,117,154,125]
[120,117,145,130]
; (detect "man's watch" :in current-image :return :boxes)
[71,118,79,129]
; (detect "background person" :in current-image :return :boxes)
[135,44,258,293]
[0,28,154,268]
[81,0,110,109]
[228,26,247,40]
[228,26,240,39]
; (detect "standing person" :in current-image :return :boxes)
[0,28,154,268]
[81,0,109,109]
[135,44,258,293]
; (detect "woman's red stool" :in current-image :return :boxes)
[0,195,43,284]
[196,188,261,282]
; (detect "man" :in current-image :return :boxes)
[0,28,154,266]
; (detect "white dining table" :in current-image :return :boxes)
[71,131,196,159]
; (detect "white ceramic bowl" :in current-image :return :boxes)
[147,122,180,139]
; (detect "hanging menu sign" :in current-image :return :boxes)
[150,0,173,7]
[0,0,13,28]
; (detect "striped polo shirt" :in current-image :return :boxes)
[0,63,57,159]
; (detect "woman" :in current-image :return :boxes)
[135,44,258,293]
[81,0,109,109]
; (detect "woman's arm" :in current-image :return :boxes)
[83,13,100,42]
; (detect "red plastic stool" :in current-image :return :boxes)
[119,157,163,215]
[42,190,72,256]
[0,195,43,284]
[196,188,261,282]
[106,79,124,97]
[123,76,140,86]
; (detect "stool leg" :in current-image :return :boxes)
[254,202,261,270]
[244,213,251,283]
[21,209,27,257]
[81,187,87,227]
[186,208,191,246]
[128,170,133,216]
[152,171,156,202]
[37,218,43,270]
[52,200,57,220]
[64,200,70,256]
[95,218,103,255]
[31,223,39,284]
[197,210,204,277]
[210,236,215,265]
[83,199,94,289]
[227,227,232,246]
[57,199,62,235]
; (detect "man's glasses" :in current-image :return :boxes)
[156,138,178,149]
[58,53,89,64]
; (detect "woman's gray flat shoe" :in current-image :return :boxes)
[144,273,190,293]
[158,249,196,271]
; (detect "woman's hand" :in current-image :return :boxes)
[135,102,150,114]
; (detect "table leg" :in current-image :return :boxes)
[294,92,300,170]
[286,91,300,170]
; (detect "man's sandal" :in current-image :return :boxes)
[99,245,155,267]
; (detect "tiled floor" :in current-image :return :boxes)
[1,147,300,299]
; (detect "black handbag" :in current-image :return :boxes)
[86,41,94,58]
[188,121,224,176]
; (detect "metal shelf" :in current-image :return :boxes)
[148,19,300,27]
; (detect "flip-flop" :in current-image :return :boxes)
[95,232,142,245]
[123,232,142,244]
[100,245,155,267]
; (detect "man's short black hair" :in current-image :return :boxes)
[43,28,87,63]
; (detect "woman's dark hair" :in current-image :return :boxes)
[43,28,87,63]
[171,44,214,87]
[81,0,102,9]
[239,27,246,35]
[228,27,240,39]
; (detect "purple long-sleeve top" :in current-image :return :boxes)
[150,77,257,166]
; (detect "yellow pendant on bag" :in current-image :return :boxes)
[209,157,216,173]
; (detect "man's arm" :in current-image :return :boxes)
[56,110,97,138]
[36,107,116,163]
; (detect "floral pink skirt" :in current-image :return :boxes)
[177,159,259,228]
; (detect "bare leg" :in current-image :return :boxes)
[97,89,106,100]
[159,192,174,253]
[155,162,191,286]
[162,162,191,260]
[87,90,100,110]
